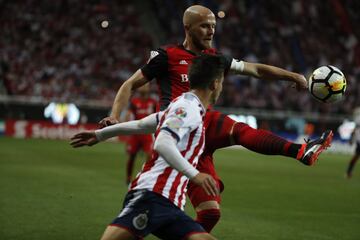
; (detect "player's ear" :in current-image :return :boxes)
[184,24,191,32]
[209,79,217,91]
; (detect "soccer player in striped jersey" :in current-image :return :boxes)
[125,83,157,184]
[71,54,226,240]
[99,5,333,233]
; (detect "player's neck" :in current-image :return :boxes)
[190,89,210,110]
[183,39,203,54]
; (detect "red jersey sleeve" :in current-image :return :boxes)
[141,48,168,80]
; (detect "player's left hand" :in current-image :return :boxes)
[191,173,219,196]
[70,131,99,148]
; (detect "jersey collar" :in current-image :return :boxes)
[184,92,206,117]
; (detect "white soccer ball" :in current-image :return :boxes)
[308,65,346,103]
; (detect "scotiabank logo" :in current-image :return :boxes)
[5,120,97,140]
[32,124,88,139]
[14,121,27,138]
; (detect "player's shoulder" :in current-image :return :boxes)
[147,44,186,60]
[154,44,182,54]
[169,94,203,118]
[160,43,180,50]
[163,44,197,57]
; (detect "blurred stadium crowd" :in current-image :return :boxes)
[1,0,359,115]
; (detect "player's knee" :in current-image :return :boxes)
[187,233,217,240]
[197,208,221,222]
[196,208,221,233]
[100,225,135,240]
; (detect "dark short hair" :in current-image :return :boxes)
[189,54,225,89]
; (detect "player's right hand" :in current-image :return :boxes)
[294,74,308,90]
[70,131,99,148]
[191,173,219,196]
[98,116,119,128]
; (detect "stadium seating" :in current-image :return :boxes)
[1,0,359,115]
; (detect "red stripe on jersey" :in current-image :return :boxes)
[168,127,198,202]
[130,109,169,189]
[152,167,173,193]
[130,151,158,189]
[189,127,205,165]
[177,127,205,208]
[168,172,183,202]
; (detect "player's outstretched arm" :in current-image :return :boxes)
[239,61,307,90]
[154,131,219,196]
[99,69,149,127]
[71,113,158,148]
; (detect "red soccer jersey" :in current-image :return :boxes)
[141,44,232,110]
[140,45,236,207]
[129,97,157,120]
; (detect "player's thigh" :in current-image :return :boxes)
[100,225,136,240]
[187,233,217,240]
[152,207,207,240]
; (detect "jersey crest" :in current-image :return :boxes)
[175,107,187,118]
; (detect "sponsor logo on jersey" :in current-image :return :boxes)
[180,74,189,82]
[147,51,159,63]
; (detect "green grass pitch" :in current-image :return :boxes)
[1,137,359,240]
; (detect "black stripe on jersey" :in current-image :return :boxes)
[215,113,226,135]
[141,48,171,110]
[158,72,172,110]
[156,113,160,124]
[141,48,168,81]
[160,127,180,142]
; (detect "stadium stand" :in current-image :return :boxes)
[1,0,359,115]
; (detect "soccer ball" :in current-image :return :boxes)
[308,65,346,103]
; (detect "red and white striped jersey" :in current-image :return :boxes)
[130,92,205,210]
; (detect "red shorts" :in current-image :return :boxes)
[187,153,224,208]
[187,110,235,208]
[126,134,153,155]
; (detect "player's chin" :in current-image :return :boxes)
[202,40,212,49]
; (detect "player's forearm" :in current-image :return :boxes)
[110,82,133,120]
[110,69,147,120]
[95,113,158,141]
[154,131,199,179]
[243,62,302,83]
